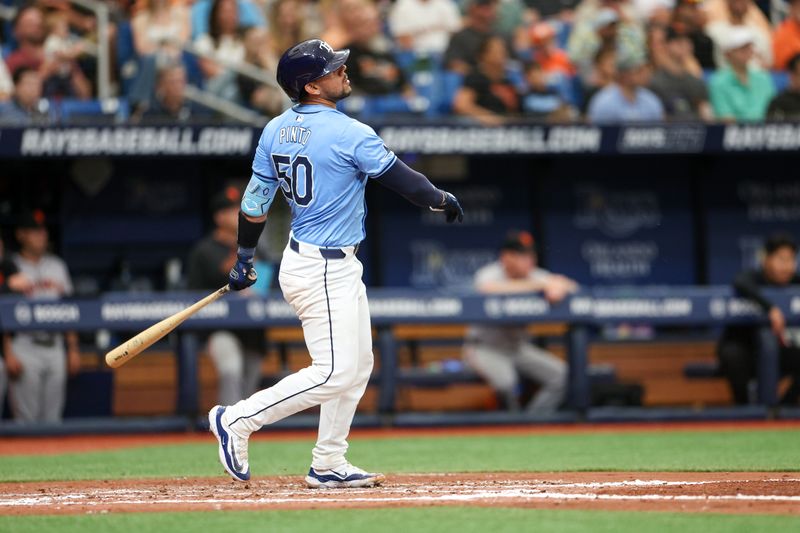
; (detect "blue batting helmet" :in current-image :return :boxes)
[276,39,350,102]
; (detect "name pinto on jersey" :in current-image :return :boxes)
[279,126,312,146]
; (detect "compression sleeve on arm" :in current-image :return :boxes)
[374,158,444,208]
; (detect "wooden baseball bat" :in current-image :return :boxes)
[105,285,231,368]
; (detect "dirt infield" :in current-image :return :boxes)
[1,473,798,516]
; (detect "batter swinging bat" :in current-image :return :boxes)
[105,285,231,368]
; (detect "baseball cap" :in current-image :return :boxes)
[210,186,241,213]
[17,209,47,229]
[721,27,754,52]
[593,8,620,30]
[500,230,536,254]
[616,52,647,72]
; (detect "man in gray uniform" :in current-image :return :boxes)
[6,211,80,423]
[464,230,576,412]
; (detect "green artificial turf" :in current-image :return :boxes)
[1,507,799,533]
[1,428,798,483]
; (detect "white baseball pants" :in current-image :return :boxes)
[223,237,373,471]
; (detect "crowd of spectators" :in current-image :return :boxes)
[1,0,800,124]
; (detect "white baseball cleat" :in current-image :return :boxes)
[208,405,250,482]
[305,463,386,488]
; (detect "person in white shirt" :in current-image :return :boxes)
[464,230,576,413]
[389,0,462,55]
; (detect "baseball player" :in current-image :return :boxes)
[464,231,576,412]
[209,39,463,487]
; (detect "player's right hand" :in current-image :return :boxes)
[229,257,258,291]
[432,190,464,223]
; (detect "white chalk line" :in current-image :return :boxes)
[3,491,800,508]
[1,478,800,508]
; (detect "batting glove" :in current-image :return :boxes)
[430,190,464,223]
[229,248,258,291]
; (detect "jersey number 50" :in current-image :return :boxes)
[271,154,314,207]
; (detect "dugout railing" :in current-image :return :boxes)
[1,287,798,434]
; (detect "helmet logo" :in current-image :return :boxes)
[319,41,334,55]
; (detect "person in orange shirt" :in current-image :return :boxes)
[529,22,576,78]
[774,0,800,71]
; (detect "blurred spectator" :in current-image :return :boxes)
[320,0,371,49]
[587,53,664,123]
[567,1,646,82]
[649,27,712,120]
[195,0,248,101]
[581,45,617,113]
[388,0,462,55]
[6,211,80,423]
[131,0,189,59]
[773,0,800,71]
[0,235,34,420]
[267,0,322,60]
[346,3,413,96]
[767,53,800,120]
[41,11,91,99]
[521,61,574,121]
[237,28,285,115]
[136,62,212,123]
[493,0,529,45]
[528,22,576,78]
[443,0,499,74]
[128,0,191,107]
[0,60,12,101]
[632,0,676,22]
[463,230,573,413]
[0,68,50,125]
[5,5,90,100]
[4,5,48,75]
[452,35,520,125]
[670,0,716,69]
[191,0,264,40]
[709,27,775,121]
[706,0,773,68]
[717,233,800,405]
[35,0,97,37]
[187,188,265,407]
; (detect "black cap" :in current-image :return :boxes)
[17,209,47,229]
[500,230,536,253]
[211,186,241,213]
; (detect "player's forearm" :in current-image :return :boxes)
[375,158,444,208]
[477,279,548,294]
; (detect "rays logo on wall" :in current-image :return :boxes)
[572,185,662,239]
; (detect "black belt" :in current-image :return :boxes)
[290,237,358,259]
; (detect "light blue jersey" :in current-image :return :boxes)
[241,104,397,247]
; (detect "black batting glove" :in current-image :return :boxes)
[431,190,464,223]
[229,249,258,291]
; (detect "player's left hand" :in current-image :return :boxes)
[432,190,464,223]
[229,257,258,291]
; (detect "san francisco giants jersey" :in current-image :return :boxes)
[242,103,397,248]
